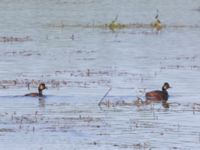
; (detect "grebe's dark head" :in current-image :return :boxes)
[38,83,47,92]
[162,82,171,90]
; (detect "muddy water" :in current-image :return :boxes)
[0,0,200,149]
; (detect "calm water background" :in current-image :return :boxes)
[0,0,200,149]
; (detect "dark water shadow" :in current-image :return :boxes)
[38,97,46,108]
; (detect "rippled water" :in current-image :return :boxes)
[0,0,200,149]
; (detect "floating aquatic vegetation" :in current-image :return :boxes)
[0,36,31,42]
[0,128,15,132]
[47,20,200,32]
[99,98,170,109]
[0,69,153,90]
[2,50,41,57]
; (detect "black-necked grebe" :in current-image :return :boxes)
[25,83,47,97]
[145,82,171,101]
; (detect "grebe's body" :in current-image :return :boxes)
[145,82,171,101]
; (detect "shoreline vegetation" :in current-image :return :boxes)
[46,10,200,31]
[47,21,200,30]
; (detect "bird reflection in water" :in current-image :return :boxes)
[38,97,46,108]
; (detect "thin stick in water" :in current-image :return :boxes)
[98,87,112,106]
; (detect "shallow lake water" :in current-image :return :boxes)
[0,0,200,149]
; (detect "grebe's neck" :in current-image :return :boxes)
[162,87,167,91]
[38,89,43,96]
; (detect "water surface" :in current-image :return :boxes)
[0,0,200,149]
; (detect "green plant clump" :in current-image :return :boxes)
[105,16,126,31]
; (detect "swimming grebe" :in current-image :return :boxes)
[145,82,171,101]
[25,83,47,97]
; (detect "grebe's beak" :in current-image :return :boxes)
[45,86,48,89]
